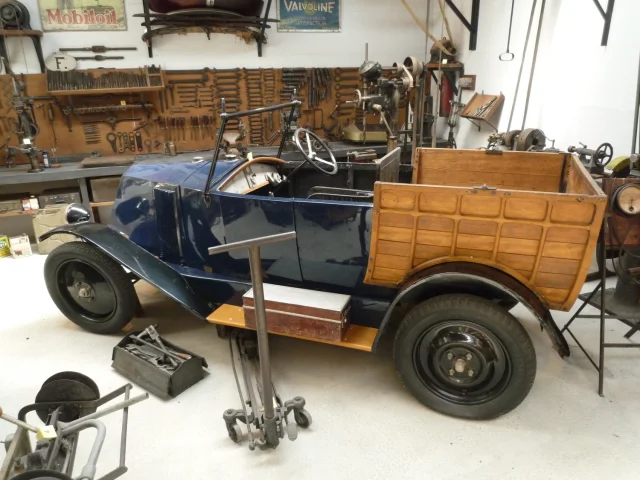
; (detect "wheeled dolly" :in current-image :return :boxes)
[209,231,312,451]
[0,371,147,480]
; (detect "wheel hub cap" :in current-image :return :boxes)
[414,320,511,405]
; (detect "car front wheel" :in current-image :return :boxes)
[393,294,536,420]
[44,242,138,334]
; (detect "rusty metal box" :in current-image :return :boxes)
[243,284,351,342]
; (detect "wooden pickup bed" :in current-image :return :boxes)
[364,148,608,311]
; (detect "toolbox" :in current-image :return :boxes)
[243,284,351,342]
[38,188,81,208]
[112,330,208,399]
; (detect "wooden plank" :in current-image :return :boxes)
[90,201,114,208]
[380,190,416,210]
[414,244,451,259]
[417,215,455,232]
[497,252,536,271]
[377,240,411,257]
[418,191,458,214]
[379,212,414,228]
[566,155,600,195]
[418,169,559,192]
[504,198,548,221]
[537,287,570,305]
[538,257,581,275]
[498,237,540,255]
[207,304,377,352]
[550,201,596,225]
[416,230,453,247]
[372,266,404,282]
[542,242,586,260]
[460,196,501,217]
[546,227,589,244]
[534,272,576,290]
[456,233,495,251]
[375,253,411,269]
[378,225,413,243]
[501,223,543,240]
[454,247,493,259]
[458,219,498,236]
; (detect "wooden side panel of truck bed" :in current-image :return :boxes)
[364,149,607,311]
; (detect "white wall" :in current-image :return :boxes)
[448,0,640,154]
[10,0,431,72]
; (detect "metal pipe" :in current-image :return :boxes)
[60,420,107,480]
[208,231,296,255]
[632,51,640,154]
[507,0,538,132]
[247,244,278,446]
[0,412,38,433]
[62,393,148,429]
[119,384,131,467]
[521,0,546,130]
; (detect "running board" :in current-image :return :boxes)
[207,304,377,352]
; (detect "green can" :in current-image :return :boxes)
[0,235,10,258]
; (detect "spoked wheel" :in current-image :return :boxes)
[35,372,100,423]
[394,294,536,420]
[44,242,138,334]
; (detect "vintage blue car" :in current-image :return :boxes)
[41,101,583,420]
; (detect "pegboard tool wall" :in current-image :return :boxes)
[0,67,409,166]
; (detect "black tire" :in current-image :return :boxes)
[393,294,536,420]
[44,242,138,334]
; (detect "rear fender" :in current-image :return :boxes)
[40,223,212,320]
[372,262,570,357]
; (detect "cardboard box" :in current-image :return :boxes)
[90,176,121,202]
[39,188,81,208]
[9,234,32,258]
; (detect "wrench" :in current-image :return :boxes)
[106,132,118,153]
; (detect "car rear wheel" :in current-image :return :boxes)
[393,294,536,420]
[44,242,138,334]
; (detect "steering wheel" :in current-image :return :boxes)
[294,128,338,176]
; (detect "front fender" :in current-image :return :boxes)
[372,262,570,358]
[40,223,212,320]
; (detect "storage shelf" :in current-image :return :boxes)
[90,201,114,208]
[0,210,32,219]
[207,304,377,352]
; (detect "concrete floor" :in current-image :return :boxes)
[1,253,640,479]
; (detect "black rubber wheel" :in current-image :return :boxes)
[44,242,138,334]
[393,294,536,420]
[12,471,73,480]
[294,409,312,428]
[228,423,242,443]
[41,371,100,399]
[35,374,100,423]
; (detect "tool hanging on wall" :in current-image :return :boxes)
[499,0,516,61]
[60,46,138,53]
[73,55,125,62]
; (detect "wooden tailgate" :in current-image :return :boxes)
[364,149,607,311]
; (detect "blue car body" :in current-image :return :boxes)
[111,158,394,329]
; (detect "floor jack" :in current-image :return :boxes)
[209,232,312,450]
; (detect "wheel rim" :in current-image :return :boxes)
[56,260,117,321]
[413,320,511,405]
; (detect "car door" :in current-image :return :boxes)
[218,192,303,284]
[293,197,373,295]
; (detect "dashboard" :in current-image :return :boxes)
[218,158,284,194]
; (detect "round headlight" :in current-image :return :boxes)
[66,203,91,224]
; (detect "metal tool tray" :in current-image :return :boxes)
[112,332,207,399]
